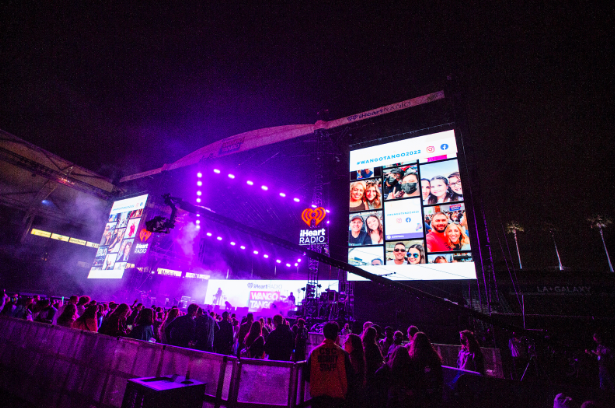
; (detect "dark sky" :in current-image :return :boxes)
[1,2,613,270]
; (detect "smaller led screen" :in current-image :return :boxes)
[88,194,148,279]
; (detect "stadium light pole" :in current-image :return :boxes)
[506,221,524,270]
[588,215,614,273]
[544,225,564,271]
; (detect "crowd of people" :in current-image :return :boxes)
[1,291,612,407]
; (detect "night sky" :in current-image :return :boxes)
[1,3,613,271]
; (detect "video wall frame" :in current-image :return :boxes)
[347,129,477,281]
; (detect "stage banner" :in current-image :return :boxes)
[203,279,338,315]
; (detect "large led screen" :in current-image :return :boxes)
[348,130,476,281]
[88,194,148,279]
[203,279,339,315]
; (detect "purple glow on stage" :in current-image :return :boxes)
[240,246,246,249]
[196,198,201,203]
[197,181,202,186]
[276,260,281,263]
[197,172,202,178]
[264,254,269,258]
[297,259,301,262]
[217,237,222,241]
[228,174,235,179]
[214,169,220,174]
[253,250,258,254]
[196,225,200,229]
[230,242,236,246]
[286,263,291,267]
[196,191,202,196]
[294,263,298,267]
[261,186,268,190]
[280,193,286,197]
[197,214,200,217]
[293,198,300,202]
[206,232,212,236]
[196,220,200,224]
[247,180,254,185]
[327,221,330,224]
[326,209,330,213]
[311,204,316,208]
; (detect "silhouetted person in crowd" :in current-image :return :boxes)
[362,326,384,385]
[374,346,413,408]
[195,307,219,352]
[160,307,179,344]
[34,299,56,324]
[129,308,154,341]
[237,313,254,356]
[76,296,91,316]
[304,321,353,408]
[214,311,234,354]
[56,304,78,328]
[379,326,395,356]
[409,332,443,407]
[73,305,98,332]
[264,314,294,361]
[126,303,143,326]
[458,330,486,375]
[243,321,265,359]
[166,303,198,348]
[585,332,614,390]
[99,303,131,337]
[405,325,419,348]
[386,331,404,361]
[344,333,366,408]
[292,318,308,361]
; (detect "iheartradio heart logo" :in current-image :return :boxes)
[301,207,326,227]
[139,228,152,242]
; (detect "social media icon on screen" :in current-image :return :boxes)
[426,146,435,153]
[440,144,449,150]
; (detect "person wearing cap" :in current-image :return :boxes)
[348,215,368,246]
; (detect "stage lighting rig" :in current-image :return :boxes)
[145,194,182,234]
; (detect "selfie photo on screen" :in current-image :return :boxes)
[419,159,463,205]
[428,252,472,264]
[348,246,385,267]
[385,240,425,266]
[383,164,419,200]
[349,211,384,246]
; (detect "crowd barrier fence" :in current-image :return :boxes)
[0,317,489,408]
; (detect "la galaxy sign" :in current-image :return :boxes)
[299,207,327,245]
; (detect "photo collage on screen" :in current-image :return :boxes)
[348,132,472,277]
[90,206,144,273]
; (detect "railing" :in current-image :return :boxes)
[0,317,306,408]
[0,316,494,408]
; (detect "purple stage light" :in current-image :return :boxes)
[206,232,212,237]
[261,185,268,190]
[327,221,330,224]
[230,242,236,245]
[264,254,269,258]
[297,259,301,262]
[326,209,330,213]
[240,245,245,249]
[196,191,202,196]
[294,263,298,267]
[228,174,235,179]
[197,214,200,217]
[196,198,201,203]
[280,193,286,197]
[293,198,300,202]
[197,172,202,178]
[196,220,200,224]
[217,237,222,241]
[253,250,258,254]
[247,180,254,185]
[214,169,220,174]
[196,225,200,229]
[276,260,281,263]
[286,263,291,267]
[197,181,202,186]
[311,204,316,208]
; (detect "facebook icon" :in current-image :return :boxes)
[440,143,449,150]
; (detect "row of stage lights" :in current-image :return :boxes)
[195,169,302,204]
